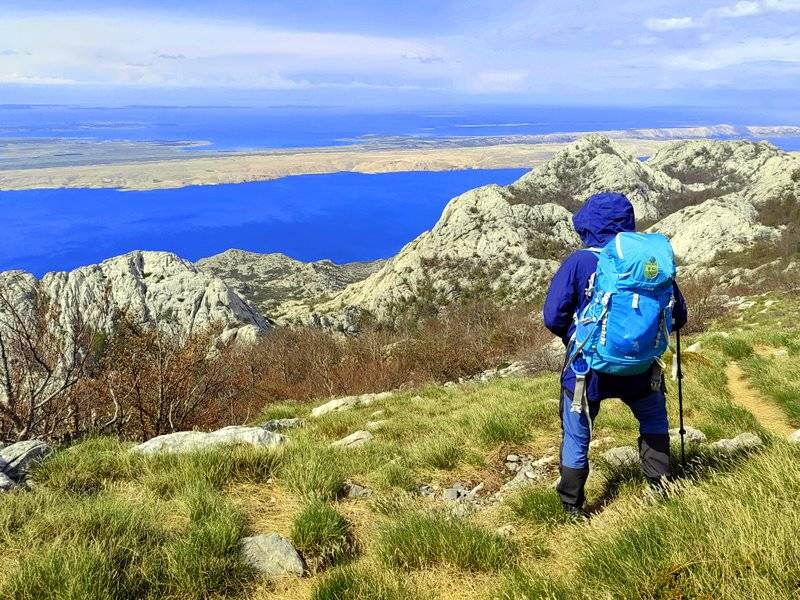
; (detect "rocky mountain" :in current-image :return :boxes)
[196,250,385,323]
[282,135,798,331]
[0,251,269,343]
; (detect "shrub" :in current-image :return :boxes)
[291,500,355,571]
[411,436,463,470]
[378,512,514,571]
[715,337,754,360]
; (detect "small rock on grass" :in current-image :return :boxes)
[260,418,304,432]
[330,430,373,449]
[788,430,800,444]
[670,426,707,444]
[343,480,371,498]
[710,432,763,455]
[601,446,639,469]
[241,533,305,578]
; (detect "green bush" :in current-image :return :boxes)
[292,500,355,571]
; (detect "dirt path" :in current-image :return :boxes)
[725,362,794,436]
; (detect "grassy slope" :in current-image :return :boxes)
[1,294,798,599]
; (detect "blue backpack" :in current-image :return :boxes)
[568,232,676,377]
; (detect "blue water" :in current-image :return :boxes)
[0,169,527,277]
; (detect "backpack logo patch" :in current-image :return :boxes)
[644,258,659,280]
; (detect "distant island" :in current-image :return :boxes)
[2,124,798,191]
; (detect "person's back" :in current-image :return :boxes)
[543,192,687,517]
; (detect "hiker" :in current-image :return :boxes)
[543,192,687,518]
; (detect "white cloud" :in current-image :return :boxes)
[0,11,448,90]
[645,17,698,31]
[707,0,800,19]
[667,36,800,70]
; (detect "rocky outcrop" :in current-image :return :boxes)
[196,250,384,323]
[279,136,795,329]
[0,251,269,344]
[132,426,285,455]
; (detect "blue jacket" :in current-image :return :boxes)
[543,192,687,397]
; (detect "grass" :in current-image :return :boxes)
[4,292,800,600]
[507,486,570,526]
[378,512,514,571]
[291,500,356,571]
[311,564,415,600]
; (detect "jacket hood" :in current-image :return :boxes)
[572,192,636,248]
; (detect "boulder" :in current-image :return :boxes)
[669,426,707,444]
[260,418,304,432]
[241,534,305,577]
[330,430,373,449]
[365,420,387,431]
[601,446,639,469]
[133,426,285,455]
[311,391,392,418]
[0,440,53,480]
[710,432,764,455]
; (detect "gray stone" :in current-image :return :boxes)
[601,446,639,469]
[330,430,373,449]
[774,349,789,358]
[496,524,516,537]
[344,480,371,499]
[0,472,16,492]
[419,484,435,497]
[670,426,707,444]
[0,440,53,480]
[365,419,387,431]
[241,533,305,578]
[132,426,285,455]
[261,418,304,432]
[501,455,556,493]
[505,454,520,463]
[710,432,764,455]
[311,391,392,418]
[442,482,468,501]
[788,429,800,444]
[686,342,702,352]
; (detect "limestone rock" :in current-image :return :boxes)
[788,430,800,444]
[669,426,707,444]
[365,420,387,431]
[343,480,371,498]
[311,391,392,418]
[260,418,304,432]
[133,426,285,455]
[241,533,305,577]
[0,440,53,480]
[0,251,269,347]
[601,446,639,469]
[330,430,373,449]
[710,432,764,455]
[197,250,384,323]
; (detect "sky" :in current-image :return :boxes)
[0,0,799,108]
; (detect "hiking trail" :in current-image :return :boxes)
[725,361,794,436]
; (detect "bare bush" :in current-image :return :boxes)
[0,285,111,441]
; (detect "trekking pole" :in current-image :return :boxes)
[676,327,686,470]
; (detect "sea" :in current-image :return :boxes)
[2,104,799,276]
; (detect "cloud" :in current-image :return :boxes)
[645,17,698,31]
[667,36,800,70]
[709,0,800,17]
[157,53,187,60]
[402,51,444,64]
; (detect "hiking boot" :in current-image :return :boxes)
[561,502,590,521]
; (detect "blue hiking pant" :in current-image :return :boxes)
[557,364,671,507]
